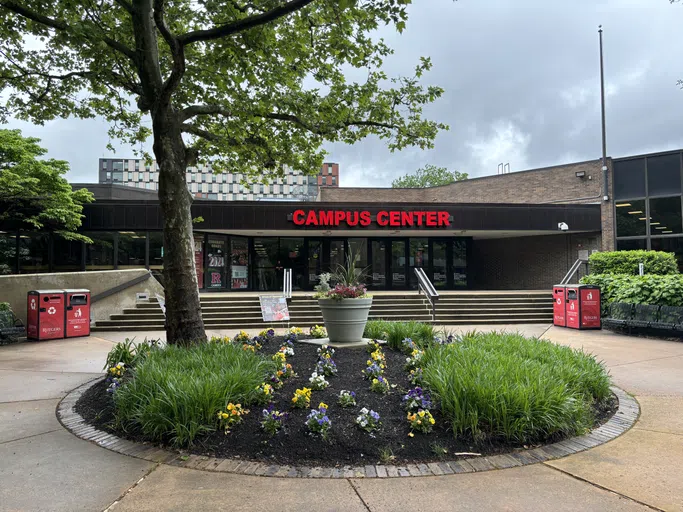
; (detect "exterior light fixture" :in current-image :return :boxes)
[575,171,586,178]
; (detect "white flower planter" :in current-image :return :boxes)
[318,297,373,343]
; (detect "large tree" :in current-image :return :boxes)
[0,128,93,240]
[0,0,448,345]
[392,164,467,188]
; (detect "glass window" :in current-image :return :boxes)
[307,240,322,286]
[194,235,204,289]
[453,240,467,288]
[391,240,406,287]
[254,238,279,291]
[135,160,140,170]
[117,232,146,268]
[0,233,17,274]
[207,237,227,289]
[408,238,429,289]
[616,239,646,251]
[650,237,683,272]
[19,233,49,273]
[647,153,681,197]
[615,199,646,237]
[613,158,646,200]
[649,196,682,235]
[230,237,249,289]
[149,232,164,270]
[112,171,123,182]
[432,241,448,289]
[53,236,82,271]
[370,240,386,288]
[106,172,112,180]
[202,174,207,183]
[332,176,337,186]
[347,238,368,283]
[212,174,217,183]
[84,232,115,270]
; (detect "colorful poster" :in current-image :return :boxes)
[259,296,290,322]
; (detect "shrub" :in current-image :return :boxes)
[588,250,678,275]
[0,302,11,312]
[581,274,683,310]
[104,338,161,370]
[363,320,437,350]
[422,332,611,443]
[113,343,273,446]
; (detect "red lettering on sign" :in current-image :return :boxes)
[359,211,371,226]
[415,211,426,226]
[438,211,450,226]
[377,211,389,226]
[319,210,334,226]
[389,211,400,226]
[347,211,359,226]
[306,210,319,225]
[293,209,305,225]
[401,211,413,226]
[334,211,346,225]
[426,211,437,227]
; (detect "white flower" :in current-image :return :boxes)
[360,407,368,414]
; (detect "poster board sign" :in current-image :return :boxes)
[155,294,166,317]
[259,296,290,322]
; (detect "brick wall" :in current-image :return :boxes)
[321,158,615,250]
[472,232,601,290]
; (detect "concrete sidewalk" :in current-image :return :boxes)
[0,326,681,511]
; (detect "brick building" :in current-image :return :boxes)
[2,149,681,292]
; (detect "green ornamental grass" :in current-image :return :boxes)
[364,319,438,350]
[113,343,274,446]
[422,332,611,443]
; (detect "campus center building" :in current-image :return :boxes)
[2,149,682,292]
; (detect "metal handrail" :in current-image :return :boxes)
[414,267,439,321]
[91,270,153,303]
[283,268,292,299]
[560,258,589,285]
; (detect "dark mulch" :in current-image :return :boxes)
[76,338,618,467]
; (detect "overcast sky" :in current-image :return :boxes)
[8,0,683,187]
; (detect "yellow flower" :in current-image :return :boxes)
[221,412,228,419]
[408,432,415,438]
[227,403,234,410]
[319,402,328,409]
[417,420,422,425]
[430,418,435,424]
[418,411,425,417]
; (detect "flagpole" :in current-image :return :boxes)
[599,25,608,201]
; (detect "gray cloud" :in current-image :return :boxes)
[6,0,683,188]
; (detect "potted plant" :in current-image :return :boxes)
[314,252,372,343]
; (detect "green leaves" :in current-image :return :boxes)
[588,250,679,275]
[392,164,468,188]
[581,274,683,310]
[0,129,93,241]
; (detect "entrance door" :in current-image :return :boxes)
[408,238,429,289]
[369,239,387,289]
[431,240,448,289]
[390,240,407,289]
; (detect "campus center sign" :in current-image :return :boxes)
[291,209,451,228]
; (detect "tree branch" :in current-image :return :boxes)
[258,112,395,134]
[180,104,232,122]
[153,0,185,102]
[113,0,133,14]
[0,0,137,61]
[180,123,221,142]
[179,0,316,46]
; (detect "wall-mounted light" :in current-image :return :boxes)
[575,171,586,178]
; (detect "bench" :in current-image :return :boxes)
[604,302,683,336]
[0,310,25,345]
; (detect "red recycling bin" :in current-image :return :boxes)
[553,285,567,327]
[64,289,91,338]
[27,290,65,340]
[566,285,601,330]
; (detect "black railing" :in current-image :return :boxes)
[414,267,439,321]
[91,270,154,304]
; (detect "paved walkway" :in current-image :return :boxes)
[0,325,681,511]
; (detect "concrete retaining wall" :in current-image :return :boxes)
[0,269,164,324]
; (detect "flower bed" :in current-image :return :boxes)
[76,330,616,467]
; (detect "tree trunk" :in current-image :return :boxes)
[153,107,207,345]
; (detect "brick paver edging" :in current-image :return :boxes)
[57,380,639,478]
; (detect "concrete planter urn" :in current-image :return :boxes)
[318,297,373,343]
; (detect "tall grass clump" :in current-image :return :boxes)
[422,332,611,443]
[364,320,436,349]
[114,343,274,446]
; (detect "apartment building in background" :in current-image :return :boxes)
[98,158,340,201]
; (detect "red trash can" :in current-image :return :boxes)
[553,285,568,327]
[566,285,601,330]
[64,289,91,338]
[27,290,65,341]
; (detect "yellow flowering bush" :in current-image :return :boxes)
[217,403,248,432]
[233,330,250,343]
[253,383,274,405]
[108,362,125,377]
[289,326,304,337]
[242,344,256,352]
[272,351,286,365]
[369,349,386,365]
[277,363,296,379]
[365,340,381,354]
[210,335,232,344]
[407,409,435,434]
[291,387,312,409]
[309,325,327,338]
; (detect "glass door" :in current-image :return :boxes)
[408,238,429,289]
[390,240,407,289]
[206,236,227,289]
[307,239,323,289]
[431,240,448,289]
[370,239,387,289]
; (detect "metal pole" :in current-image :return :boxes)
[599,25,609,201]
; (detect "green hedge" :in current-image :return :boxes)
[588,250,679,275]
[581,274,683,310]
